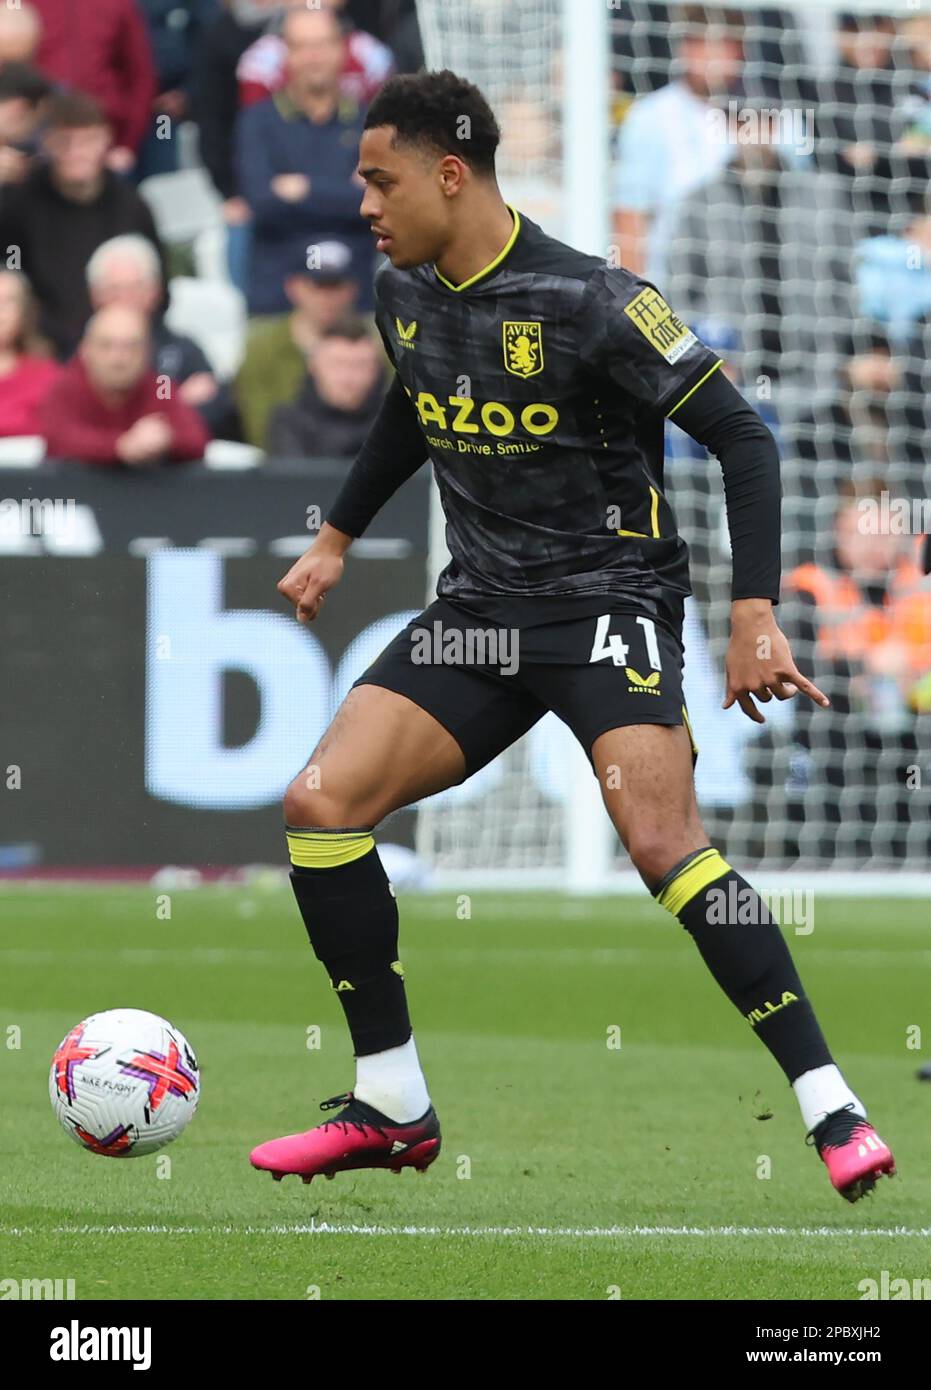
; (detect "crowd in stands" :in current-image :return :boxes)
[609,3,931,851]
[0,0,420,464]
[0,0,924,852]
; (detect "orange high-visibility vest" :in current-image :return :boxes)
[785,556,931,680]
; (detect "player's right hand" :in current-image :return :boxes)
[277,545,345,624]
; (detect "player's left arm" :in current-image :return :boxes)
[578,269,828,722]
[672,369,829,724]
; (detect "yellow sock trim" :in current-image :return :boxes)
[286,829,375,869]
[657,847,731,917]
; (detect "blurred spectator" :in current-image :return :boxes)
[0,269,58,435]
[342,0,421,68]
[667,124,853,384]
[193,0,283,288]
[893,17,931,158]
[234,4,372,316]
[0,93,165,359]
[611,0,803,104]
[900,312,931,451]
[785,484,931,722]
[267,316,383,456]
[236,238,361,447]
[237,0,394,109]
[0,4,42,67]
[0,64,52,194]
[780,483,931,859]
[795,11,897,234]
[86,233,237,438]
[610,1,676,102]
[877,15,931,231]
[373,0,423,75]
[855,200,931,340]
[31,0,157,172]
[612,4,745,280]
[135,0,220,180]
[40,304,208,465]
[789,328,925,486]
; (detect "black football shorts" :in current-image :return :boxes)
[352,596,697,779]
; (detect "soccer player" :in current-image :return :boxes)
[252,71,896,1202]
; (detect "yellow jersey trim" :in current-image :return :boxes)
[434,206,522,292]
[616,487,661,540]
[665,357,723,418]
[657,847,731,918]
[649,485,660,538]
[681,704,699,759]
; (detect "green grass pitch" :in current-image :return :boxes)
[1,886,927,1300]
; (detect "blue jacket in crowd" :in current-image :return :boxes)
[234,90,374,315]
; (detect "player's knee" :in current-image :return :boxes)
[283,778,324,827]
[626,828,690,889]
[283,774,377,830]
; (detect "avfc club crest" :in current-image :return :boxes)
[503,320,544,378]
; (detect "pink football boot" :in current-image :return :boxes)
[808,1103,896,1202]
[251,1091,441,1184]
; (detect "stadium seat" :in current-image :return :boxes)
[138,168,223,245]
[177,120,202,173]
[203,440,265,469]
[164,277,247,380]
[192,225,230,283]
[0,435,46,467]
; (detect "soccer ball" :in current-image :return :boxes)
[49,1008,200,1157]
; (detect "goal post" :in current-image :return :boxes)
[559,0,615,892]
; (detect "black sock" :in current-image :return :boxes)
[286,828,411,1056]
[653,847,833,1082]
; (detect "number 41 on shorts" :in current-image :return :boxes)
[588,614,662,670]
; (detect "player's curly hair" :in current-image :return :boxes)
[364,70,500,177]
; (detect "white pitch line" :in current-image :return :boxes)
[4,947,929,966]
[2,1223,929,1239]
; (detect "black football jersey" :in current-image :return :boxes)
[374,207,722,632]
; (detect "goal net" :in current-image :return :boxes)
[412,0,931,887]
